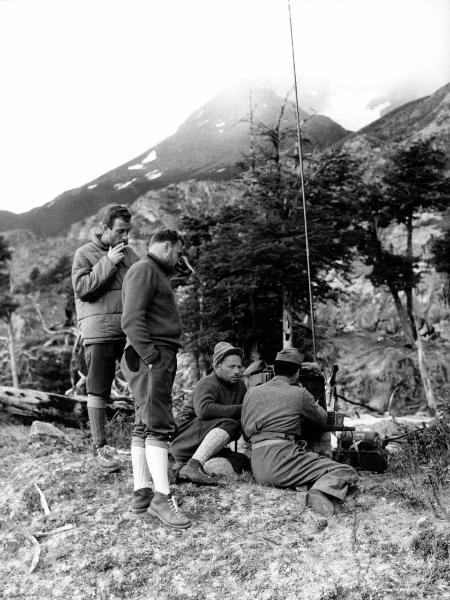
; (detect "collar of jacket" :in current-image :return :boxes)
[92,231,109,251]
[147,252,172,275]
[266,376,300,387]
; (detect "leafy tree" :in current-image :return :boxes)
[178,118,361,367]
[356,137,450,414]
[382,137,449,335]
[30,254,72,288]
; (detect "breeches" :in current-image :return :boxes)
[84,340,125,397]
[170,417,241,462]
[120,346,177,448]
[251,441,358,500]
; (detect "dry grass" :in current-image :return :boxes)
[0,416,449,600]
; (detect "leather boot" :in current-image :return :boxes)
[92,444,121,473]
[307,490,335,516]
[131,488,153,513]
[148,492,191,529]
[179,458,220,485]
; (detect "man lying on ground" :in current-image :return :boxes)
[241,347,358,516]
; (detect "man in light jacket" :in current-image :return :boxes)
[72,205,139,472]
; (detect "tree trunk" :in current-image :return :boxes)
[0,386,134,425]
[414,315,437,416]
[388,284,437,415]
[388,285,415,344]
[191,351,201,383]
[7,319,19,388]
[6,265,19,387]
[249,281,259,358]
[198,351,208,378]
[405,213,417,339]
[282,287,293,348]
[249,341,261,362]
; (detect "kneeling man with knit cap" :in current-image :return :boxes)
[241,348,358,517]
[170,342,247,485]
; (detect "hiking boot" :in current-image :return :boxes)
[179,458,220,486]
[148,492,191,529]
[131,488,153,513]
[306,490,335,517]
[92,443,121,473]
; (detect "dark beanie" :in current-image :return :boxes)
[274,347,303,366]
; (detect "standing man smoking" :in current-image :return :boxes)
[72,205,138,473]
[120,228,191,529]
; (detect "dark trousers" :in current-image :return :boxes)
[120,346,177,448]
[251,442,358,500]
[84,340,125,397]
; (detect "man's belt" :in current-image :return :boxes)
[252,439,291,449]
[251,432,305,450]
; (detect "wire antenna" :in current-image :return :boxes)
[287,0,317,361]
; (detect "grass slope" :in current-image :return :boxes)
[0,417,449,600]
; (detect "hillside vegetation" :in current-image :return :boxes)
[0,413,449,600]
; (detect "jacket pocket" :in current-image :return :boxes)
[125,345,140,372]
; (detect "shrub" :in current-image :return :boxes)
[389,411,450,517]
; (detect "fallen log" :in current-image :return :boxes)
[344,413,437,438]
[0,386,134,426]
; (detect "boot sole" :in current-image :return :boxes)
[148,507,192,529]
[131,506,151,514]
[306,492,335,517]
[93,463,121,474]
[178,476,219,486]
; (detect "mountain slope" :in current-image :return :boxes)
[0,210,17,232]
[0,86,348,237]
[347,82,450,147]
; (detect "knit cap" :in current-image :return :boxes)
[212,342,243,369]
[274,347,303,366]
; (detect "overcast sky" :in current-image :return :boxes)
[0,0,449,214]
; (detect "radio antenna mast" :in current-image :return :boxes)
[287,0,317,361]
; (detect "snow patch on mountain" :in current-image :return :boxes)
[143,150,157,164]
[128,163,144,170]
[146,169,162,181]
[114,178,137,191]
[87,184,98,189]
[216,120,226,128]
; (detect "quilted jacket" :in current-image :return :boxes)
[72,233,139,344]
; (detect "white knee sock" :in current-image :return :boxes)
[145,445,170,495]
[131,445,152,491]
[192,428,230,464]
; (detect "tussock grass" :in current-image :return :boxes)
[0,417,449,600]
